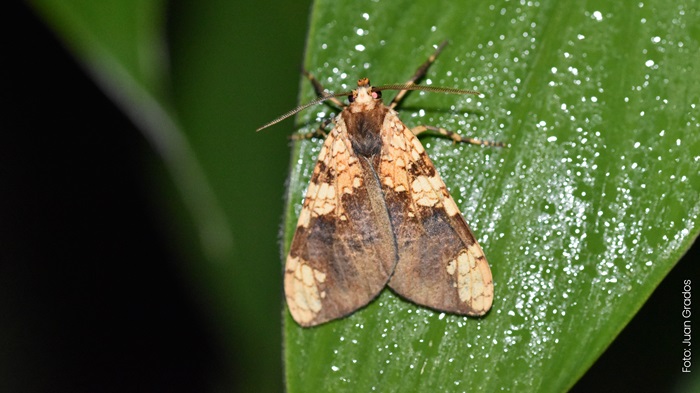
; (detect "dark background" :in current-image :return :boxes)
[3,2,699,392]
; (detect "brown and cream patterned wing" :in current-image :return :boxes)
[376,112,493,316]
[285,116,398,327]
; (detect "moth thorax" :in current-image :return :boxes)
[346,105,387,157]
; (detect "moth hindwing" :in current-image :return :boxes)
[261,44,496,327]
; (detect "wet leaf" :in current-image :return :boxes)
[283,1,700,391]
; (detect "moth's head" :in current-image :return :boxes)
[349,78,382,104]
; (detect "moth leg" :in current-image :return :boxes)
[389,40,449,109]
[302,69,346,109]
[290,116,333,141]
[411,125,506,147]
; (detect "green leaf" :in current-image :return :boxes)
[284,0,700,391]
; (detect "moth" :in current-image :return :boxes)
[258,42,497,327]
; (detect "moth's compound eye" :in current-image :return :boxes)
[348,94,355,103]
[372,90,382,99]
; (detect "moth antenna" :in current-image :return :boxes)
[257,91,352,131]
[375,84,482,96]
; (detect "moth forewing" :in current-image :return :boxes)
[284,111,398,327]
[376,109,494,316]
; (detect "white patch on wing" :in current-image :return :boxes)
[446,246,493,315]
[285,256,327,325]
